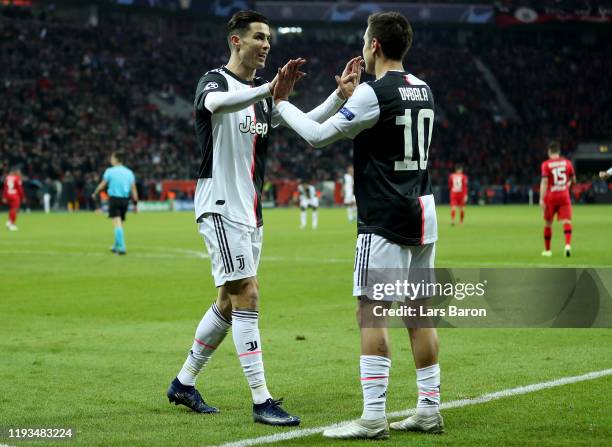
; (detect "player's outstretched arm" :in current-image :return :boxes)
[273,61,378,148]
[202,59,307,115]
[303,56,363,123]
[203,83,273,115]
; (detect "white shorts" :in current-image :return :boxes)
[299,198,319,209]
[344,194,355,205]
[198,214,263,287]
[353,233,436,301]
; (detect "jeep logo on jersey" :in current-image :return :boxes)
[239,116,268,136]
[203,81,219,91]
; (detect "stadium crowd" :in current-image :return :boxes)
[1,7,610,206]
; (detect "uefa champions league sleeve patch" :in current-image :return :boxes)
[204,82,219,91]
[339,107,356,121]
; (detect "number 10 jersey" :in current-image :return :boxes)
[330,71,437,246]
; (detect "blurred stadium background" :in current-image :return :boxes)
[1,0,611,212]
[1,2,612,447]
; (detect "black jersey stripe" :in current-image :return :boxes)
[363,234,372,287]
[213,215,231,274]
[356,236,363,286]
[358,235,368,287]
[212,215,228,274]
[217,215,234,272]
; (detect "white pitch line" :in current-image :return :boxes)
[1,247,611,268]
[208,368,612,447]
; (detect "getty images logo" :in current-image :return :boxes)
[239,116,268,136]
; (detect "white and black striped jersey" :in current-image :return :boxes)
[349,72,437,245]
[343,172,354,202]
[277,71,438,245]
[298,184,316,201]
[194,66,277,228]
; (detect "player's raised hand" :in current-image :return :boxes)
[335,56,363,100]
[269,58,305,95]
[599,171,610,180]
[274,58,307,104]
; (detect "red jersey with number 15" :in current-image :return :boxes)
[2,174,24,201]
[541,158,574,202]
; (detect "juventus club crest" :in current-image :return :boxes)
[236,254,245,270]
[246,341,258,352]
[261,99,268,114]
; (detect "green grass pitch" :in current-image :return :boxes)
[0,205,611,446]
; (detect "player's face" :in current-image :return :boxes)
[238,23,271,70]
[362,28,375,75]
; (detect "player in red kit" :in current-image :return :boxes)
[449,165,467,225]
[2,167,25,231]
[539,141,575,257]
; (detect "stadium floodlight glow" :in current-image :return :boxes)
[277,26,303,35]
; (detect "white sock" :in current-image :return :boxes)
[360,355,391,420]
[312,210,318,229]
[416,363,440,416]
[347,206,353,222]
[232,310,272,404]
[177,302,231,386]
[300,210,306,227]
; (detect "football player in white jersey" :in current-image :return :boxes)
[297,180,319,229]
[343,165,356,222]
[273,12,443,440]
[166,10,362,426]
[599,167,612,180]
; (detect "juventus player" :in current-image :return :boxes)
[344,166,357,222]
[274,12,442,439]
[297,180,319,229]
[540,141,576,257]
[599,167,612,180]
[448,164,467,225]
[166,10,362,426]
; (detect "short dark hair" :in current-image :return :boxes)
[367,12,413,61]
[112,151,124,163]
[548,141,561,154]
[227,10,269,46]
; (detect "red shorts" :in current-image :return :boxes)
[544,196,572,221]
[450,192,466,207]
[4,197,20,210]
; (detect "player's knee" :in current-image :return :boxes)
[409,327,439,348]
[215,290,233,319]
[226,277,259,310]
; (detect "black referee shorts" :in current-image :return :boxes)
[108,196,130,221]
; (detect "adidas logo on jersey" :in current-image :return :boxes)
[239,116,268,136]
